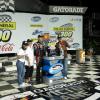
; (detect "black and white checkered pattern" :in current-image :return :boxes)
[0,55,100,99]
[0,0,15,12]
[0,15,12,22]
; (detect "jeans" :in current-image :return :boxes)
[62,58,68,77]
[16,60,25,85]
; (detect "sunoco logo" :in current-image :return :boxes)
[49,17,59,22]
[31,16,41,22]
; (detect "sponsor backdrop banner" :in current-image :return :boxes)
[0,12,82,54]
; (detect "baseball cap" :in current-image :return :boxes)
[38,35,43,38]
[22,41,28,46]
[57,36,62,39]
[27,39,33,42]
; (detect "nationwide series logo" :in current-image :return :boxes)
[31,16,41,22]
[30,16,43,27]
[71,43,80,48]
[0,22,16,30]
[0,15,16,42]
[0,15,12,22]
[49,17,59,22]
[0,15,16,30]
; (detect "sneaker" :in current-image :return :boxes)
[25,82,31,86]
[64,77,67,80]
[19,83,25,88]
[95,85,100,91]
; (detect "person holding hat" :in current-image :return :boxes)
[16,41,28,88]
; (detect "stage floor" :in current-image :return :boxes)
[0,55,100,100]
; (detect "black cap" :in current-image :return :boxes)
[22,41,28,46]
[38,35,43,38]
[57,36,62,39]
[27,39,33,42]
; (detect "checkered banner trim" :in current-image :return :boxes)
[0,0,15,12]
[0,15,12,22]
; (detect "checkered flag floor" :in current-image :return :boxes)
[0,55,100,100]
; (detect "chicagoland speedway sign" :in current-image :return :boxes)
[49,6,87,14]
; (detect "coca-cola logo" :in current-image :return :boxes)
[0,43,14,52]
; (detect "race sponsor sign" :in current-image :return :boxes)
[0,12,83,53]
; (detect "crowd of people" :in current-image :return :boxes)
[16,35,70,88]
